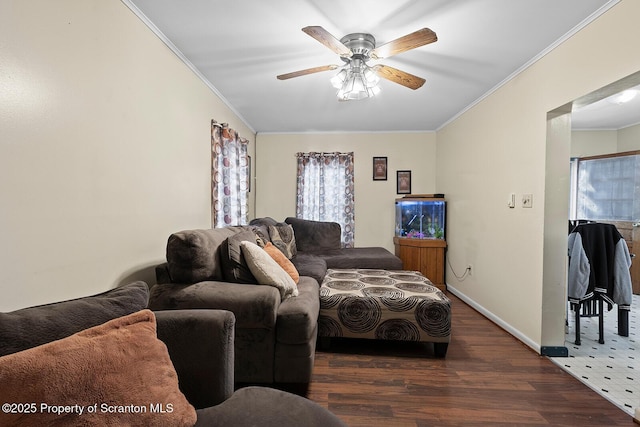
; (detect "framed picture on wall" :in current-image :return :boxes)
[396,170,411,194]
[373,157,387,180]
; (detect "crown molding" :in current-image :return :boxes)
[121,0,256,134]
[437,0,621,132]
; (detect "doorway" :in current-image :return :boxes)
[542,70,640,353]
[542,70,640,416]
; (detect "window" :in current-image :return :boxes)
[571,152,640,221]
[295,152,355,247]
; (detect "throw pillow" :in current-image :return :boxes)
[240,241,298,300]
[268,223,297,259]
[220,230,257,283]
[263,242,300,284]
[0,309,196,427]
[249,224,270,247]
[0,281,149,357]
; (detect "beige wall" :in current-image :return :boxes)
[436,0,640,350]
[571,123,640,157]
[571,130,618,157]
[618,122,640,152]
[0,0,255,311]
[255,132,437,251]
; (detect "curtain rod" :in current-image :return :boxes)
[295,151,353,157]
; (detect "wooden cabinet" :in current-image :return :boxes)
[393,237,447,290]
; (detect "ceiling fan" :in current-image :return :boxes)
[277,26,437,101]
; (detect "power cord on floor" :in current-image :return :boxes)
[447,257,471,281]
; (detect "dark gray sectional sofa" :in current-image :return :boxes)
[0,282,347,426]
[150,217,402,390]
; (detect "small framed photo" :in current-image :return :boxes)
[373,157,387,181]
[396,170,411,194]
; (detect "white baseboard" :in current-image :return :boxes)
[446,284,541,354]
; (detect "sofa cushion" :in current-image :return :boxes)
[240,241,298,300]
[317,247,403,270]
[220,230,258,283]
[290,253,327,285]
[264,242,300,284]
[0,309,197,427]
[166,227,246,283]
[268,223,297,259]
[0,281,149,357]
[285,217,342,251]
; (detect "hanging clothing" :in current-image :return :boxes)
[568,223,632,310]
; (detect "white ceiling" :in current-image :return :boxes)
[126,0,633,134]
[571,84,640,130]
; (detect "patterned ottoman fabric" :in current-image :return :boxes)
[319,269,451,344]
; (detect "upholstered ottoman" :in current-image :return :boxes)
[318,269,451,357]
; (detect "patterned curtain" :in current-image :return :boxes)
[295,152,355,247]
[211,120,249,227]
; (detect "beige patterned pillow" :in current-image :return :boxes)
[240,241,298,300]
[268,224,297,259]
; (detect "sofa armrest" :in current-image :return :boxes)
[155,309,235,409]
[276,277,320,344]
[149,281,280,330]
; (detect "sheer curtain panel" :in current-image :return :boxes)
[211,120,249,227]
[295,152,355,247]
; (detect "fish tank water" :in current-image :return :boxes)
[395,197,446,239]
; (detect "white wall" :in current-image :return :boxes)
[0,0,255,311]
[255,132,436,251]
[436,0,640,350]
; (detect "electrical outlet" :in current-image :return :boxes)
[522,194,533,208]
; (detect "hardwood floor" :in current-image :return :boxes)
[308,293,634,426]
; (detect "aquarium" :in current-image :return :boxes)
[395,197,446,239]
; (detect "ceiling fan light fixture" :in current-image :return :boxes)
[364,66,380,86]
[335,60,380,101]
[280,27,436,99]
[330,68,348,89]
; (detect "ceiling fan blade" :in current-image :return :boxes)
[302,26,352,58]
[374,65,426,90]
[371,28,437,59]
[277,64,339,80]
